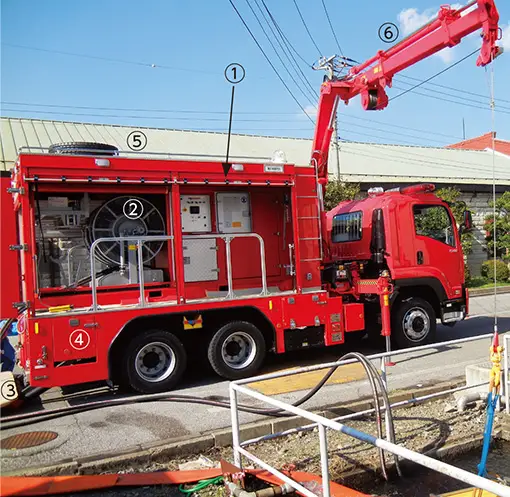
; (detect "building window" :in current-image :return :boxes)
[413,205,455,247]
[332,211,363,243]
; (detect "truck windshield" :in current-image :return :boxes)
[413,205,455,247]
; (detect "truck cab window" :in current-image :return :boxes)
[332,211,363,243]
[413,205,455,247]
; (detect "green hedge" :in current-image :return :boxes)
[480,259,510,282]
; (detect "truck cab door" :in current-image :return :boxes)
[412,204,464,299]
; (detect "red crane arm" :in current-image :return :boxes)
[311,0,502,181]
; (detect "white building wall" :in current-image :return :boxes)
[459,192,499,276]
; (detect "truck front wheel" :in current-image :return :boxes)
[207,321,266,380]
[123,330,187,393]
[392,297,436,348]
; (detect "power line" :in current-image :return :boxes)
[320,0,344,56]
[391,85,510,115]
[228,0,315,123]
[1,42,219,76]
[396,74,510,105]
[260,0,312,67]
[292,0,322,55]
[0,107,446,142]
[339,113,462,140]
[394,79,510,111]
[340,142,509,176]
[2,108,315,123]
[390,49,478,101]
[1,101,466,140]
[244,0,316,103]
[257,0,317,96]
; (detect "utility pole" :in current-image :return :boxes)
[334,114,340,180]
[462,118,466,140]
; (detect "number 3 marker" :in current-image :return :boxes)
[69,329,90,350]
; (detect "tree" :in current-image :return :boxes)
[484,190,510,260]
[435,187,473,256]
[324,180,360,211]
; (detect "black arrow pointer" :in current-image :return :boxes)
[223,85,235,176]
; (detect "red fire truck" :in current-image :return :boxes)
[0,1,501,395]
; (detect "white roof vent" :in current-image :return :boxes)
[271,150,287,163]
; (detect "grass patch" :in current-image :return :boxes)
[467,276,510,289]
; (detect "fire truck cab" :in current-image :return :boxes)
[323,183,470,348]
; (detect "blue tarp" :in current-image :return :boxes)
[0,319,17,372]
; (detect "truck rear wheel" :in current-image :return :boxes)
[207,321,266,380]
[123,330,187,393]
[392,297,436,348]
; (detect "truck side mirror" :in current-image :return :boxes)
[460,210,473,234]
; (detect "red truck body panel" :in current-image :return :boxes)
[0,172,21,319]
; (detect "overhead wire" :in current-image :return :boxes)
[3,107,463,145]
[338,143,509,177]
[486,58,498,333]
[227,0,315,124]
[260,0,312,67]
[291,0,323,55]
[258,0,317,96]
[1,101,465,140]
[244,0,316,103]
[320,0,344,56]
[393,81,510,112]
[389,49,479,101]
[1,42,220,76]
[396,74,510,105]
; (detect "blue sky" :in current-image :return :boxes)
[1,0,509,147]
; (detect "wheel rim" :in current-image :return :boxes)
[135,342,176,383]
[402,307,430,342]
[221,331,257,370]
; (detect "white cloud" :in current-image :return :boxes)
[398,7,435,36]
[300,105,317,119]
[397,3,469,64]
[436,47,455,63]
[501,23,510,52]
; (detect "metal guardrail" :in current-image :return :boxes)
[229,333,510,497]
[89,233,268,311]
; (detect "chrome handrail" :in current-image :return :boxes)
[89,233,268,311]
[89,236,175,312]
[183,233,268,300]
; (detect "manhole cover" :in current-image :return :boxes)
[0,431,58,450]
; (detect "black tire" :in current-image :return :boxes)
[48,142,119,156]
[123,330,187,393]
[391,297,436,349]
[207,321,266,380]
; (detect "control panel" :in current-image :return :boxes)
[180,195,212,233]
[216,192,252,233]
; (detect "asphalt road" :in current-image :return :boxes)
[1,294,510,474]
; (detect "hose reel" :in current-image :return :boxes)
[85,196,166,267]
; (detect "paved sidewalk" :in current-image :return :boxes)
[1,293,510,474]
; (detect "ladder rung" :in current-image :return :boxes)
[296,196,318,199]
[298,217,319,220]
[299,237,321,241]
[300,258,321,262]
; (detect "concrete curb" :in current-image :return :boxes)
[469,286,510,297]
[3,379,466,477]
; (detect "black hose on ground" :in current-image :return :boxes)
[0,351,402,479]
